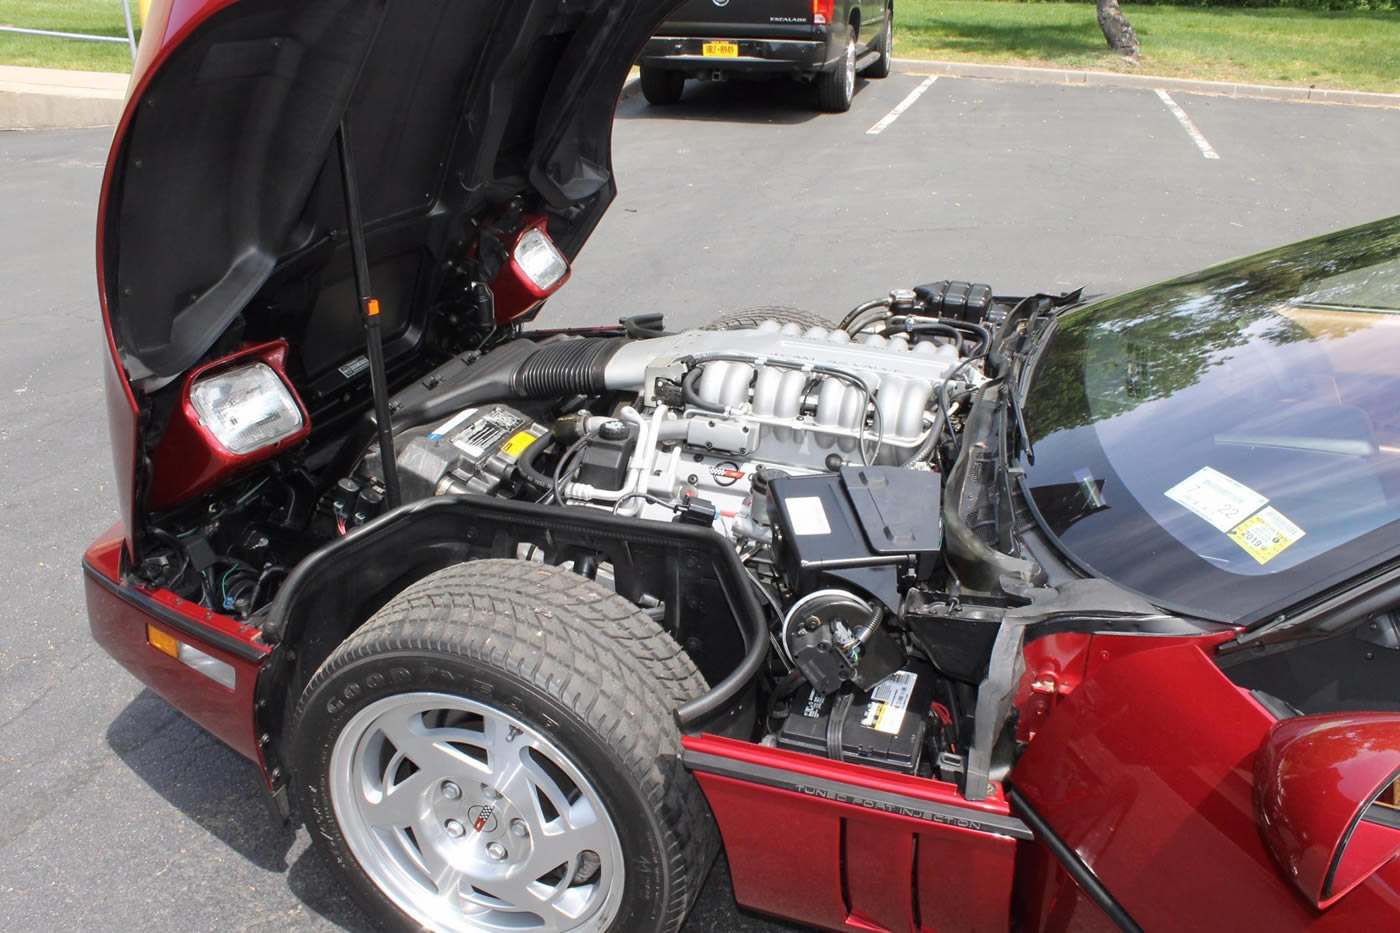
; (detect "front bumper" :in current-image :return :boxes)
[83,525,270,764]
[641,36,834,75]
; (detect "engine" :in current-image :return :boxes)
[389,316,984,537]
[135,281,1049,788]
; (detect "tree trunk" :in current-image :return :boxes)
[1097,0,1139,61]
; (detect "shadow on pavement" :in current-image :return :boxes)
[106,690,810,932]
[105,688,378,932]
[620,76,876,125]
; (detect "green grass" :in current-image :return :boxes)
[0,0,137,72]
[1,1,1397,93]
[895,0,1400,93]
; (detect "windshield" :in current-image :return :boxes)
[1023,217,1400,624]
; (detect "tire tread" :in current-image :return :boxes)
[296,559,717,933]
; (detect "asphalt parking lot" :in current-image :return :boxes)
[1,70,1397,932]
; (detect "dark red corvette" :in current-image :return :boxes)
[85,2,1400,931]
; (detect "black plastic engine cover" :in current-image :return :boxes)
[767,467,942,604]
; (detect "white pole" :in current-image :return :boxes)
[121,0,138,62]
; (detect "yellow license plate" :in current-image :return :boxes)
[702,41,739,58]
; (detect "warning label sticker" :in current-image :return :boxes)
[1165,466,1269,533]
[499,430,538,458]
[1227,506,1306,565]
[861,670,917,735]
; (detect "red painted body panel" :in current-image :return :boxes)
[147,340,311,509]
[96,0,241,539]
[685,735,1018,932]
[1015,633,1092,744]
[1254,712,1400,907]
[1012,839,1120,933]
[83,527,268,763]
[1011,641,1400,931]
[489,216,572,325]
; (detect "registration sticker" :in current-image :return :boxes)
[1228,506,1306,565]
[1165,466,1269,533]
[861,670,917,735]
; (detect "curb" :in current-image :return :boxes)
[0,65,127,130]
[892,58,1400,109]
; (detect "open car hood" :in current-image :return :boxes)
[99,0,678,386]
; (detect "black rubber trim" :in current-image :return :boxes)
[265,495,766,727]
[82,558,268,663]
[1324,765,1400,899]
[1008,789,1144,933]
[685,749,1033,840]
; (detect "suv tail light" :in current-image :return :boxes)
[812,0,835,25]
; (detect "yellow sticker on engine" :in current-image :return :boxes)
[1228,506,1306,565]
[499,430,538,458]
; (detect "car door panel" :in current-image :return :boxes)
[1010,641,1400,931]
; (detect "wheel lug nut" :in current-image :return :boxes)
[481,785,501,800]
[486,842,507,861]
[510,819,529,838]
[441,781,461,800]
[445,819,466,838]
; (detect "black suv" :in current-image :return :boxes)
[640,0,893,112]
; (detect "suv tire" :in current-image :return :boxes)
[865,13,893,79]
[817,26,857,113]
[290,559,717,933]
[640,66,686,105]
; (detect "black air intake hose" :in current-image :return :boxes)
[512,337,627,398]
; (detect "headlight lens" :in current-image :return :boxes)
[513,226,569,292]
[189,362,304,455]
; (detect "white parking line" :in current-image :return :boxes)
[867,75,938,135]
[1155,89,1220,160]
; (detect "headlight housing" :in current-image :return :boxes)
[190,361,304,455]
[147,340,310,509]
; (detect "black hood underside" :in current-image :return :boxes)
[104,0,681,385]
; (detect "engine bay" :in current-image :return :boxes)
[133,280,1067,792]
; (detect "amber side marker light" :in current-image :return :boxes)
[145,624,237,690]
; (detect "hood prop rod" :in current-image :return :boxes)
[337,120,401,509]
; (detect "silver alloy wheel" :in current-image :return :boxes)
[843,32,855,99]
[329,692,625,933]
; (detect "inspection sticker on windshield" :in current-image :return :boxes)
[1165,466,1269,532]
[1228,507,1306,565]
[862,670,917,735]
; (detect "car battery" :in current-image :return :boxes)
[777,661,936,774]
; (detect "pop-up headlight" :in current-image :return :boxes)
[147,341,310,509]
[190,362,304,455]
[512,226,569,293]
[489,216,572,324]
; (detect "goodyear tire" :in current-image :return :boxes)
[701,305,840,331]
[290,559,717,933]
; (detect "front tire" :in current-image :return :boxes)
[865,13,893,79]
[701,305,840,331]
[640,66,685,105]
[291,560,716,933]
[817,26,857,113]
